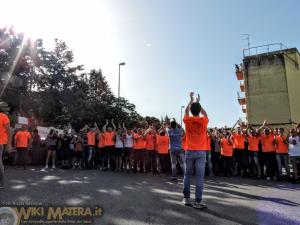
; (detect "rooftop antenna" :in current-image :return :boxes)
[242,34,250,50]
[241,34,250,57]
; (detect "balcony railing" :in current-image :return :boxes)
[243,43,288,57]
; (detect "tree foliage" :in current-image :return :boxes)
[0,26,155,130]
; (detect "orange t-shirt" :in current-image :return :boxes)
[145,133,155,150]
[14,130,31,148]
[0,113,10,145]
[221,137,233,157]
[87,131,96,146]
[232,133,245,149]
[98,134,105,148]
[275,135,288,154]
[261,134,275,152]
[133,133,145,150]
[248,135,260,152]
[156,135,169,154]
[183,115,209,150]
[104,131,115,146]
[204,136,211,151]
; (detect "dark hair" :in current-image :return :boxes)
[265,129,270,134]
[170,121,177,129]
[160,131,166,136]
[33,129,38,133]
[280,128,284,132]
[190,103,201,116]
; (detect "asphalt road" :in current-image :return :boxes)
[1,167,300,225]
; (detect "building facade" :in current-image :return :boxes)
[237,47,300,127]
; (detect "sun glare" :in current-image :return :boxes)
[0,0,46,40]
[0,0,124,94]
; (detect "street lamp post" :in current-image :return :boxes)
[180,105,185,127]
[118,62,126,100]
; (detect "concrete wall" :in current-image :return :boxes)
[284,50,300,124]
[244,53,291,125]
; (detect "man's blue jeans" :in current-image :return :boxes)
[170,150,185,178]
[183,150,206,202]
[276,153,290,178]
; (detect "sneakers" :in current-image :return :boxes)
[182,198,192,206]
[193,201,207,209]
[45,165,48,169]
[52,165,56,169]
[182,198,207,209]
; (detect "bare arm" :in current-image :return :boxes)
[122,123,127,132]
[195,93,208,117]
[258,120,267,133]
[230,121,238,133]
[227,135,233,145]
[80,125,88,132]
[70,137,75,144]
[94,122,99,131]
[200,107,207,117]
[143,127,152,136]
[185,92,194,116]
[111,119,117,131]
[157,126,163,134]
[102,120,109,132]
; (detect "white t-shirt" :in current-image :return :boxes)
[289,136,300,157]
[124,134,133,148]
[115,135,124,148]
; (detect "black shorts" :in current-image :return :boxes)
[74,151,83,159]
[60,148,70,160]
[124,148,133,157]
[48,145,57,151]
[115,148,123,157]
[105,146,114,154]
[99,147,105,154]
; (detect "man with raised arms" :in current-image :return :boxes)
[182,92,209,209]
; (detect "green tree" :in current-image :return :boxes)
[0,26,151,130]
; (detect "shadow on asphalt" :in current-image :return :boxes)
[206,176,300,191]
[205,184,300,207]
[2,167,300,225]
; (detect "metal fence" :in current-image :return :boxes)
[243,43,288,57]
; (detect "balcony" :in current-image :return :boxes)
[236,71,244,80]
[240,82,245,92]
[237,92,246,105]
[238,98,246,105]
[242,105,247,113]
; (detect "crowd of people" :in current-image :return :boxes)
[9,117,300,183]
[1,92,300,208]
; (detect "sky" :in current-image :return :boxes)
[0,0,299,127]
